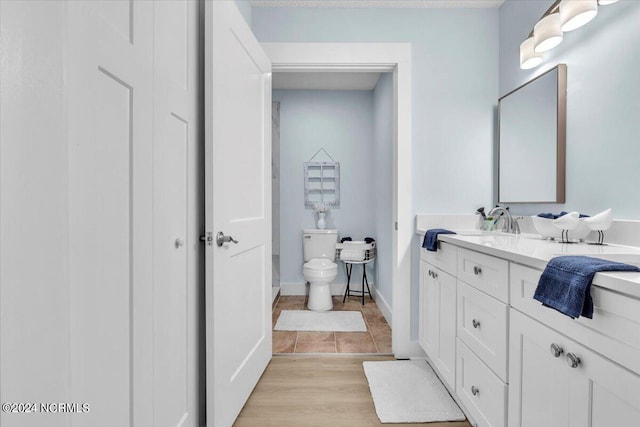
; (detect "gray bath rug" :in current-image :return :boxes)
[363,360,466,423]
[274,310,367,332]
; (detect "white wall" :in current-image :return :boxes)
[274,89,378,290]
[499,0,640,219]
[372,73,394,308]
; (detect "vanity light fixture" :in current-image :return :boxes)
[534,12,564,52]
[560,0,598,32]
[520,37,544,69]
[519,0,619,70]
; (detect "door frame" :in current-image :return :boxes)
[262,43,419,357]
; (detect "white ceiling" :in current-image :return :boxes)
[273,72,383,91]
[251,0,504,8]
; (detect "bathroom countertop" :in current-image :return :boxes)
[416,228,640,299]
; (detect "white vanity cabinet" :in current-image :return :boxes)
[509,309,640,427]
[509,264,640,427]
[419,242,457,390]
[455,248,509,427]
[417,229,640,427]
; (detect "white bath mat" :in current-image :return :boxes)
[274,310,367,332]
[363,360,466,423]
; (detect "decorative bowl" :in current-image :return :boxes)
[531,214,591,241]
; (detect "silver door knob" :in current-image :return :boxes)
[550,343,564,358]
[175,237,185,248]
[473,266,482,275]
[216,231,238,247]
[566,353,581,368]
[471,386,479,396]
[472,319,481,329]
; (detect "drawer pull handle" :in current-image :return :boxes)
[471,385,479,396]
[428,270,433,278]
[566,353,581,369]
[473,266,482,275]
[433,271,438,279]
[472,319,481,329]
[550,343,564,358]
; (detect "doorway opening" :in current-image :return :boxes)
[264,41,415,357]
[271,71,394,353]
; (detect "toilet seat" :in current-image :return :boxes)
[303,258,337,279]
[304,258,336,270]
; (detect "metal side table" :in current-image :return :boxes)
[335,241,376,305]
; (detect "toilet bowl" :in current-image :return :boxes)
[303,258,338,311]
[302,229,338,311]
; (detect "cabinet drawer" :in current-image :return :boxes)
[421,241,457,275]
[457,339,507,427]
[510,263,640,375]
[457,281,508,381]
[457,248,509,303]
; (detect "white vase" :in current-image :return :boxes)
[317,212,326,229]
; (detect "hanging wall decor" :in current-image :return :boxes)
[303,148,340,209]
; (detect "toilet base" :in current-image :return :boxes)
[307,282,333,311]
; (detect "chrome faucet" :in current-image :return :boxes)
[488,206,520,234]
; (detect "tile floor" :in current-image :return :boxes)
[272,295,392,354]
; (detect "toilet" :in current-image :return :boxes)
[303,229,338,311]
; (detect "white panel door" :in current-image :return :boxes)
[204,2,272,426]
[153,1,201,427]
[67,1,155,425]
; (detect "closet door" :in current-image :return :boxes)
[153,1,202,426]
[66,2,155,425]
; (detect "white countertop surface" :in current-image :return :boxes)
[416,228,640,298]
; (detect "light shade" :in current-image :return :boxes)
[520,38,543,69]
[534,13,563,53]
[560,0,598,32]
[598,0,618,4]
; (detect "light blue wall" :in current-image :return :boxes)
[234,0,252,27]
[274,89,377,288]
[499,0,640,219]
[255,7,499,338]
[373,73,394,307]
[253,7,499,214]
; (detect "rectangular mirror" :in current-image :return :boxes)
[498,64,566,203]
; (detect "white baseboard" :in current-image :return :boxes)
[280,281,382,298]
[280,281,393,322]
[370,286,392,326]
[280,281,349,296]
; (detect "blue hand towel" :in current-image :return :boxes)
[534,256,640,319]
[422,229,456,252]
[537,211,590,219]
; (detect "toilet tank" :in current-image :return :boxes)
[303,229,338,262]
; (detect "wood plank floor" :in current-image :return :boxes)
[234,356,472,427]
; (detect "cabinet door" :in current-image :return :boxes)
[568,340,640,427]
[509,310,571,427]
[436,269,457,389]
[419,260,439,360]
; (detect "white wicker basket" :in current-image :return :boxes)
[335,241,376,263]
